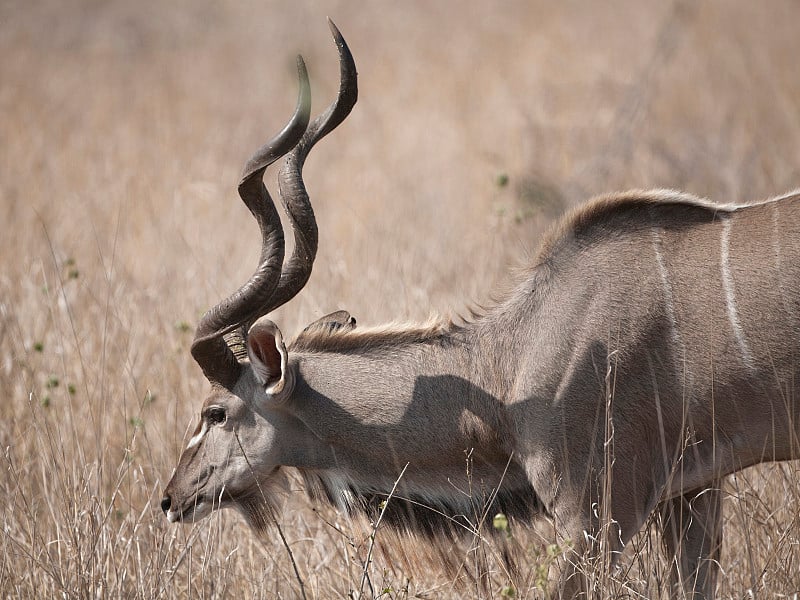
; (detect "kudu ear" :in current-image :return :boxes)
[247,318,292,398]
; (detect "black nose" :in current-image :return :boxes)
[160,495,172,515]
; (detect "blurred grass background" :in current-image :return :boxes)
[1,0,799,597]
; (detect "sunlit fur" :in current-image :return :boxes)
[290,318,455,354]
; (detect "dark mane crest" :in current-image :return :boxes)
[289,318,459,354]
[535,188,741,263]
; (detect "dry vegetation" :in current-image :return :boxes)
[2,0,800,597]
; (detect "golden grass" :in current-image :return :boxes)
[2,0,800,597]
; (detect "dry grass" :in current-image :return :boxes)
[2,0,800,597]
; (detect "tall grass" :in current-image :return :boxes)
[2,0,800,597]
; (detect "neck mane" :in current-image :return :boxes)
[295,465,544,536]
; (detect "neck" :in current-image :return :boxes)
[278,320,542,532]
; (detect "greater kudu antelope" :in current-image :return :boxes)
[161,21,800,599]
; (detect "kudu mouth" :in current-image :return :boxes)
[161,465,221,523]
[161,493,215,524]
[161,474,282,527]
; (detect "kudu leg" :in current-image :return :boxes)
[555,525,630,599]
[551,501,628,600]
[553,520,593,600]
[658,482,723,599]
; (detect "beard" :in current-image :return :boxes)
[232,468,288,534]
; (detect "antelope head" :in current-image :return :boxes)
[161,22,357,530]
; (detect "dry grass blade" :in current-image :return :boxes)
[2,1,800,598]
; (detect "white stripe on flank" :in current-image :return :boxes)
[186,421,208,449]
[720,218,754,369]
[772,202,782,272]
[651,228,681,348]
[651,226,692,397]
[771,202,797,327]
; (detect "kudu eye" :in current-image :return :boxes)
[204,406,227,426]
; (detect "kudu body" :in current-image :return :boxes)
[162,22,800,598]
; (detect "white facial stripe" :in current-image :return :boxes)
[186,421,208,449]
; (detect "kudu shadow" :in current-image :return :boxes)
[301,373,544,537]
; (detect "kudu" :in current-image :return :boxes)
[162,21,800,599]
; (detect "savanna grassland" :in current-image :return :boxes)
[2,1,800,597]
